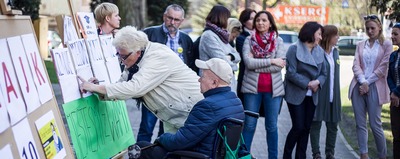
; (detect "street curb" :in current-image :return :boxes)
[337,126,360,158]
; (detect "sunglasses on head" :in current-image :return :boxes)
[364,15,380,21]
[394,23,400,28]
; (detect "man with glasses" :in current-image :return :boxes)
[78,26,203,134]
[139,4,195,142]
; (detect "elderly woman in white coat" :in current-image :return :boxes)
[241,11,286,159]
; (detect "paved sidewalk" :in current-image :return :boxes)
[53,84,359,158]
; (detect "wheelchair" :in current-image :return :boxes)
[129,110,259,159]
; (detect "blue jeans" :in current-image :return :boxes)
[242,93,281,159]
[137,106,163,142]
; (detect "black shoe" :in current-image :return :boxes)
[326,153,335,159]
[312,153,322,159]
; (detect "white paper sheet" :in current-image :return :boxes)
[63,16,79,43]
[12,118,41,159]
[35,111,66,159]
[0,144,13,159]
[0,39,27,125]
[76,66,93,98]
[21,34,53,105]
[85,37,104,62]
[68,39,90,69]
[0,88,10,133]
[99,35,121,83]
[76,12,98,39]
[68,39,93,98]
[7,36,41,114]
[85,37,110,84]
[51,48,81,103]
[105,58,122,83]
[99,35,117,60]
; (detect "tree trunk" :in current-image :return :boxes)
[116,0,146,29]
[245,0,251,8]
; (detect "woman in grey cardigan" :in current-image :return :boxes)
[241,11,285,159]
[283,21,326,159]
[199,5,241,91]
[309,25,341,159]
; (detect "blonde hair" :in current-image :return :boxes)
[227,18,242,34]
[94,2,119,25]
[112,26,149,52]
[365,18,385,45]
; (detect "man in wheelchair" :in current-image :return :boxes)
[136,58,245,158]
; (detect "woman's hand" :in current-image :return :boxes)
[308,80,320,92]
[78,76,95,94]
[391,92,399,107]
[271,58,286,68]
[359,82,369,95]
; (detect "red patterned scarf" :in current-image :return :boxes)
[250,31,277,58]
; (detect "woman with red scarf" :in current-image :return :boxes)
[241,11,286,159]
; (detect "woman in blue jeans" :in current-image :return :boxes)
[241,11,286,159]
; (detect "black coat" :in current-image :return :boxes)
[143,25,196,72]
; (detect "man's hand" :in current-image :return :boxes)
[391,93,399,107]
[308,80,320,92]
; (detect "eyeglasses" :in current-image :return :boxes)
[364,15,380,21]
[116,52,133,60]
[165,15,182,23]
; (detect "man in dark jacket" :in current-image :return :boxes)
[137,58,245,158]
[138,4,195,142]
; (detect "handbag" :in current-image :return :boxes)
[217,127,252,159]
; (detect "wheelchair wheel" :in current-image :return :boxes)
[128,144,141,159]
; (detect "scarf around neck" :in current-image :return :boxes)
[250,30,277,58]
[205,22,230,44]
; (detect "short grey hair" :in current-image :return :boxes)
[112,26,149,52]
[164,4,185,19]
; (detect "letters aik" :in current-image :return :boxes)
[2,52,46,103]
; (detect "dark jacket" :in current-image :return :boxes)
[143,25,196,72]
[388,49,400,97]
[314,48,341,122]
[158,86,245,157]
[235,30,251,95]
[284,42,327,106]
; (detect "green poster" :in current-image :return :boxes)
[63,95,135,159]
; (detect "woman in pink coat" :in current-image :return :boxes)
[348,15,393,159]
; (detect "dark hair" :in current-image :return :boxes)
[320,25,338,51]
[253,11,278,35]
[239,8,256,30]
[206,5,231,29]
[298,21,323,43]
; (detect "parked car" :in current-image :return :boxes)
[278,30,298,53]
[336,36,366,56]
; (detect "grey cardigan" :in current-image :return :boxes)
[199,30,241,71]
[241,36,285,97]
[284,42,327,106]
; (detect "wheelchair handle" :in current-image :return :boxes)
[244,110,259,118]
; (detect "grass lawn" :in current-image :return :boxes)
[44,60,58,84]
[340,86,393,158]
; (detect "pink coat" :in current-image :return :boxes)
[348,39,393,105]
